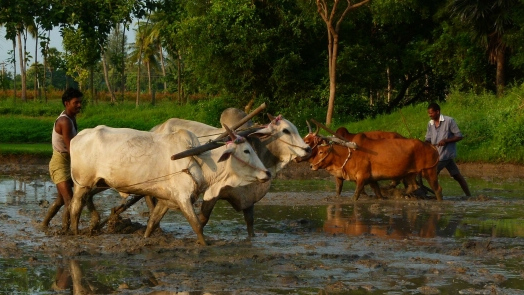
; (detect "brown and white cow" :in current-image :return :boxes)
[68,125,271,245]
[309,132,443,201]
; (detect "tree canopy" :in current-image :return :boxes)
[2,0,524,122]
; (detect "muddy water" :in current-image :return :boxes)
[1,171,524,294]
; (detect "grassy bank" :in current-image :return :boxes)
[339,89,524,163]
[1,88,523,164]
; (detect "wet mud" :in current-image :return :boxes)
[1,158,523,294]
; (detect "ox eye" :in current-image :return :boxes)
[283,129,291,135]
[243,149,250,154]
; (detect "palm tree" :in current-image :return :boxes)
[46,47,61,87]
[141,23,162,101]
[17,27,26,102]
[27,22,39,101]
[451,0,521,96]
[131,18,147,106]
[130,18,162,105]
[149,11,169,94]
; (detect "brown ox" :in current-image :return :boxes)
[333,127,406,196]
[309,132,443,201]
[301,126,408,197]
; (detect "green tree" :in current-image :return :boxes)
[450,0,524,96]
[175,0,325,111]
[316,0,370,125]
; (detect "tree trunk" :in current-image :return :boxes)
[12,38,17,102]
[34,33,38,101]
[148,61,156,106]
[387,66,391,103]
[177,53,182,104]
[326,31,338,127]
[43,32,49,103]
[496,47,505,97]
[17,31,26,102]
[316,0,370,126]
[147,61,152,96]
[101,47,116,103]
[121,23,126,101]
[136,51,142,107]
[90,66,95,104]
[158,44,167,93]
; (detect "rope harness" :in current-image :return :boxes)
[74,122,305,193]
[311,142,354,180]
[340,147,353,179]
[72,159,199,192]
[73,137,267,192]
[311,144,333,167]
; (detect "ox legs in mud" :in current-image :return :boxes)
[198,199,256,237]
[242,205,255,237]
[353,179,383,201]
[422,168,443,201]
[146,199,207,245]
[70,186,96,234]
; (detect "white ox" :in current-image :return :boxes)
[151,111,311,236]
[68,125,271,245]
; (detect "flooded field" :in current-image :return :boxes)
[1,163,524,294]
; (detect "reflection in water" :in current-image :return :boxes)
[323,203,460,239]
[52,260,115,294]
[0,176,52,205]
[1,173,524,294]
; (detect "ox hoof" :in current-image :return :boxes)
[197,239,209,246]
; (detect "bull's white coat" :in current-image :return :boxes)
[151,114,311,236]
[69,125,270,244]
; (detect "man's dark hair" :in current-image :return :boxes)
[428,102,440,111]
[62,88,83,106]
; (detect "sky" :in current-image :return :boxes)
[0,26,136,75]
[0,27,64,74]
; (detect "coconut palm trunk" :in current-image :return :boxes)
[12,38,17,101]
[17,31,26,102]
[101,47,117,103]
[158,44,166,93]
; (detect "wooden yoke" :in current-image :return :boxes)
[309,118,358,149]
[170,103,267,160]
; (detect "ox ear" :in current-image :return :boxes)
[218,147,235,162]
[248,125,273,139]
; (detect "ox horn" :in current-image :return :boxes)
[223,124,236,141]
[308,119,320,136]
[306,120,312,133]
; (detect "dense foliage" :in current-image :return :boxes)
[2,0,524,123]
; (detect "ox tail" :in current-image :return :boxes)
[428,144,440,169]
